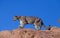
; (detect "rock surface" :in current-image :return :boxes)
[0,27,60,38]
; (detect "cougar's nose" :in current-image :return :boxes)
[13,20,16,21]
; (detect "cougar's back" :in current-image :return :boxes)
[26,16,38,24]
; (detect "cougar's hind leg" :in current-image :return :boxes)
[34,23,40,30]
[35,25,40,30]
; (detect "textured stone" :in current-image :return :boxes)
[0,27,60,38]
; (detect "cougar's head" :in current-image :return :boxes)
[14,16,18,21]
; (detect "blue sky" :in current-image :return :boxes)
[0,0,60,31]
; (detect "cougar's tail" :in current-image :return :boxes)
[41,20,47,29]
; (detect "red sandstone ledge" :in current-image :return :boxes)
[0,27,60,38]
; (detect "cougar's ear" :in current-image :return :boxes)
[18,16,21,18]
[14,16,18,17]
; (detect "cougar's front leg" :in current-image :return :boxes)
[19,20,27,28]
[19,20,24,28]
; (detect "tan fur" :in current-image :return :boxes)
[14,16,46,30]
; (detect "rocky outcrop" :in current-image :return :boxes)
[0,27,60,38]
